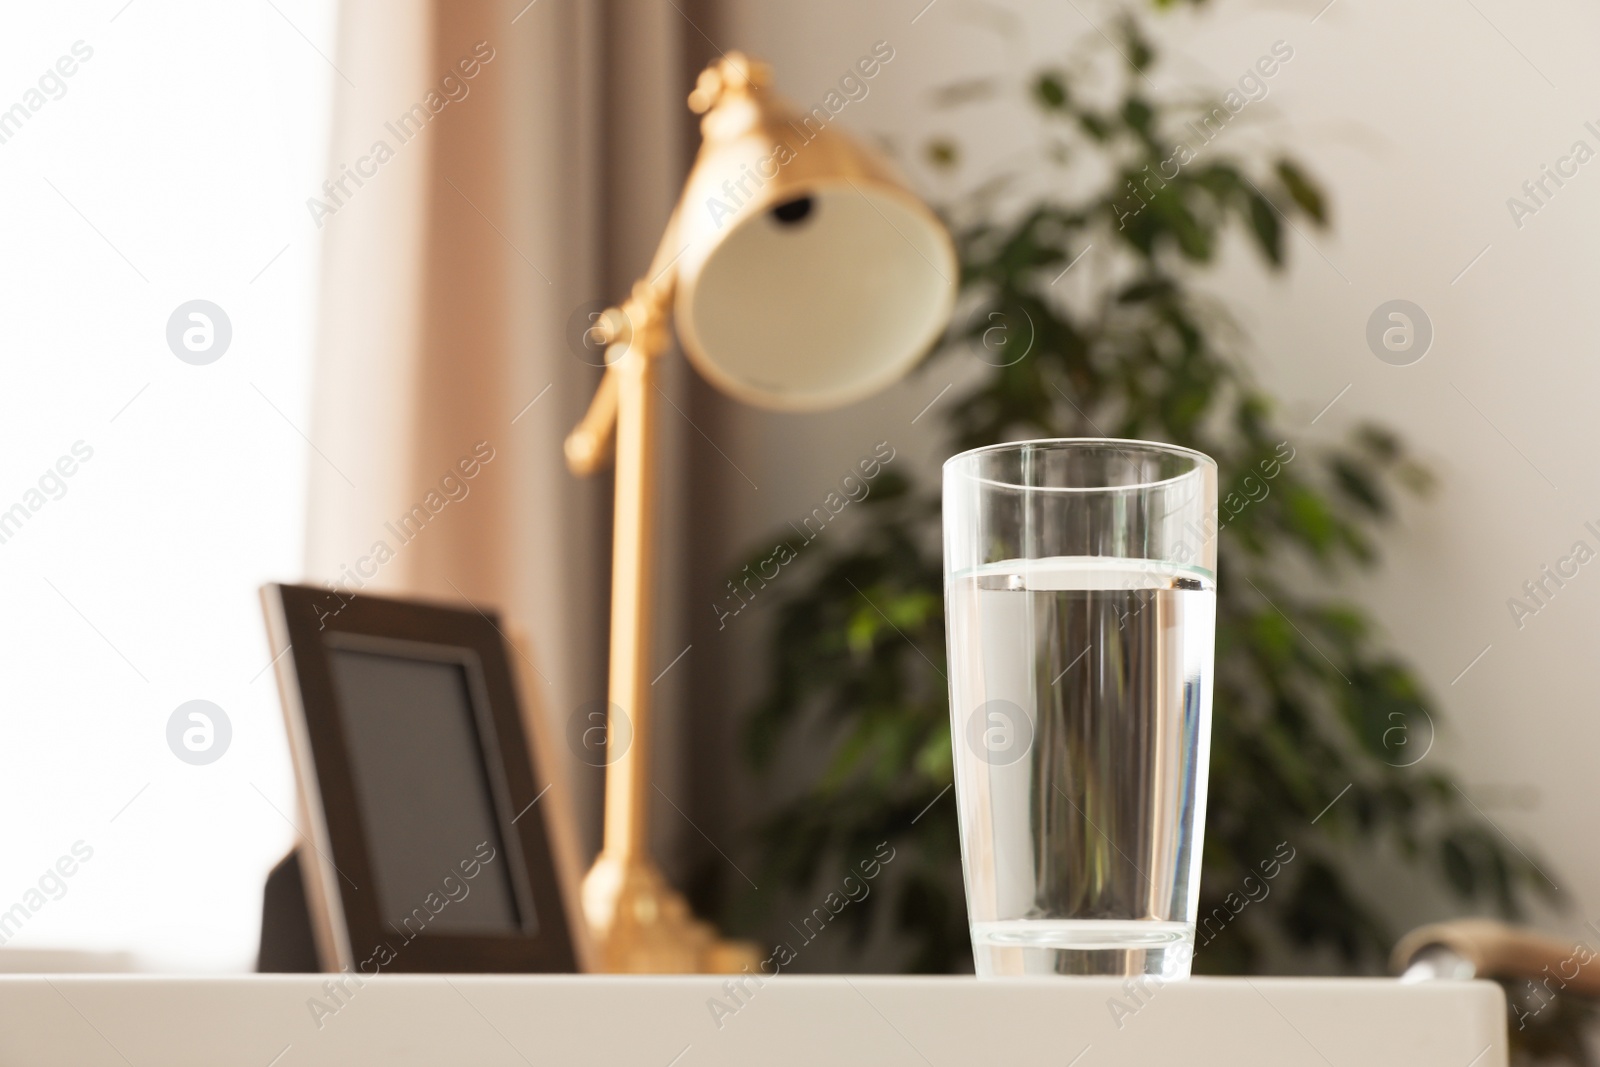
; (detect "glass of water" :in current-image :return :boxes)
[943,438,1217,978]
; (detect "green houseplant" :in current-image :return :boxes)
[718,9,1583,1064]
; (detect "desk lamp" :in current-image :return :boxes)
[565,52,957,972]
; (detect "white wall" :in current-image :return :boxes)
[692,0,1600,951]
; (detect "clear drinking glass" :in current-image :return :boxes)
[943,438,1218,978]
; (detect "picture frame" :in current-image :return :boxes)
[260,583,587,974]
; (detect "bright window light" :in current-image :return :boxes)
[0,0,334,970]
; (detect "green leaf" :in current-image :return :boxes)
[1283,485,1339,554]
[1033,73,1067,111]
[925,139,959,168]
[1247,193,1282,265]
[1078,111,1111,142]
[1121,18,1155,71]
[1441,835,1476,898]
[1276,159,1327,225]
[1331,456,1388,516]
[845,605,879,656]
[931,78,998,108]
[1122,97,1155,136]
[1117,277,1177,303]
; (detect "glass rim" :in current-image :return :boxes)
[943,437,1216,493]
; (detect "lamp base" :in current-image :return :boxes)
[581,852,760,974]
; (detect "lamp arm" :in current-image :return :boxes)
[564,366,618,475]
[563,208,685,477]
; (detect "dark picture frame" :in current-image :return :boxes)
[261,583,580,974]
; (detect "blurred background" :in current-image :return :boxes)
[2,0,1597,1054]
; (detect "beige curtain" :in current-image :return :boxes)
[303,0,694,852]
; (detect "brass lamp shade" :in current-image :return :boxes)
[565,53,956,973]
[673,55,958,410]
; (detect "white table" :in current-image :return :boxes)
[0,974,1506,1066]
